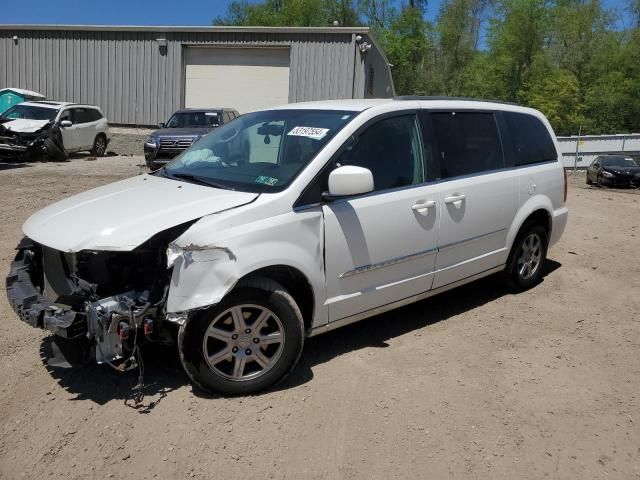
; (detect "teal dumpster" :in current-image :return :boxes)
[0,88,46,114]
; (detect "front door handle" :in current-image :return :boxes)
[412,200,436,212]
[444,193,466,205]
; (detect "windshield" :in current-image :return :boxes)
[603,157,637,167]
[163,109,356,193]
[1,104,58,121]
[166,111,221,128]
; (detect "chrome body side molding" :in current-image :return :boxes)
[309,265,504,337]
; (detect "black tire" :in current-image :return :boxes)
[503,223,549,291]
[178,277,304,395]
[42,137,68,162]
[585,172,592,185]
[596,174,603,188]
[91,134,107,157]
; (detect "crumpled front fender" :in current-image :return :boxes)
[166,245,239,312]
[165,209,326,326]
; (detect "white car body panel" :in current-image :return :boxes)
[322,184,438,321]
[432,170,519,289]
[0,118,50,133]
[167,206,325,317]
[19,98,569,336]
[23,174,258,252]
[60,121,83,150]
[58,105,111,152]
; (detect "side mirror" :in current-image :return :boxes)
[158,122,166,128]
[60,120,72,128]
[325,166,374,199]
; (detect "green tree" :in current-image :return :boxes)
[213,0,640,135]
[486,0,550,101]
[358,0,397,31]
[214,0,358,26]
[523,67,586,134]
[378,4,436,95]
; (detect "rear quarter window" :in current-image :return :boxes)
[89,109,103,121]
[502,112,557,166]
[72,108,97,124]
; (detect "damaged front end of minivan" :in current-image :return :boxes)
[5,223,194,367]
[0,120,66,162]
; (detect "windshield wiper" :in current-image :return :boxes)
[168,172,234,190]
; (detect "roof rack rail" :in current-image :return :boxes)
[394,95,518,106]
[32,100,75,106]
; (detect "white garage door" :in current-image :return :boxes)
[184,47,291,114]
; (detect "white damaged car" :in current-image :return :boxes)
[6,98,568,394]
[0,101,110,161]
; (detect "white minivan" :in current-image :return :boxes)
[6,98,568,395]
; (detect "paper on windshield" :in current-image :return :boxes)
[287,126,330,140]
[255,176,278,186]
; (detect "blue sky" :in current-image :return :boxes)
[0,0,634,28]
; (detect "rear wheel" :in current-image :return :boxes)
[178,278,304,395]
[91,134,107,157]
[504,223,548,291]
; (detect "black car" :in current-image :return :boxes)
[144,108,239,169]
[586,155,640,187]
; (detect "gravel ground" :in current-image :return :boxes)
[107,131,148,157]
[0,160,639,480]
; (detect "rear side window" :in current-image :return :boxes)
[71,108,94,124]
[502,112,556,166]
[431,112,504,179]
[88,109,103,122]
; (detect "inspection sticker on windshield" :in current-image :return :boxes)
[255,176,279,186]
[287,126,330,140]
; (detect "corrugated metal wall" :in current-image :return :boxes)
[557,134,640,168]
[0,28,380,126]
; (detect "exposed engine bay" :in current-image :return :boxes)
[5,222,194,368]
[0,119,66,162]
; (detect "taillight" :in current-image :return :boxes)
[563,168,568,204]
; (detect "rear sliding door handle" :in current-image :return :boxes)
[444,193,466,205]
[412,200,436,211]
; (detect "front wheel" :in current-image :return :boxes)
[178,278,304,395]
[503,224,548,291]
[586,172,592,185]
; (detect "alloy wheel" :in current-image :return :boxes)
[516,232,542,280]
[202,304,285,381]
[95,136,106,156]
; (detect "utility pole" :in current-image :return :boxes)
[573,125,582,172]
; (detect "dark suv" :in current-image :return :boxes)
[144,108,239,169]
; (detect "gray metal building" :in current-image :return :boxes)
[0,25,394,126]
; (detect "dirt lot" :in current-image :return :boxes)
[0,159,638,480]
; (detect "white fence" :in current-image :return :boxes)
[557,133,640,168]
